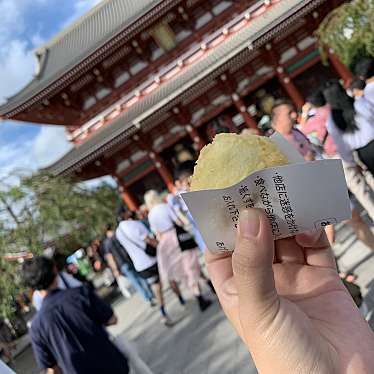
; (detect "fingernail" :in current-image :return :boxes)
[239,209,260,239]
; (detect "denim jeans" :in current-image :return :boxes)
[120,263,154,302]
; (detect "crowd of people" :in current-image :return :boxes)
[270,58,374,258]
[13,58,374,374]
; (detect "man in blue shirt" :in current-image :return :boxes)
[23,256,129,374]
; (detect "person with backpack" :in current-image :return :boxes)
[116,208,173,326]
[23,257,129,374]
[103,224,154,306]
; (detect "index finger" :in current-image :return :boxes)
[205,250,233,289]
[295,229,336,269]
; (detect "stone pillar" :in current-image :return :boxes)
[231,93,260,132]
[276,66,304,109]
[328,50,353,85]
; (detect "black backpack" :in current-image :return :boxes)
[109,236,135,270]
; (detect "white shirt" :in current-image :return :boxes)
[0,360,16,374]
[148,203,177,234]
[364,81,374,107]
[355,95,374,123]
[327,112,374,164]
[32,272,82,311]
[116,220,157,272]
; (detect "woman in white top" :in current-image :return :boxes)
[116,207,173,325]
[145,190,212,311]
[323,81,374,176]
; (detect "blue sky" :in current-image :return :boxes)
[0,0,102,180]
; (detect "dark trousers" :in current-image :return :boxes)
[357,139,374,176]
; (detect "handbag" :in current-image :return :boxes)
[120,225,157,257]
[174,224,197,251]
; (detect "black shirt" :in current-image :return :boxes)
[102,236,134,269]
[31,286,128,374]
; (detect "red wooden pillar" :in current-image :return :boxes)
[231,93,260,131]
[219,74,259,132]
[276,66,304,109]
[118,185,138,211]
[149,151,175,191]
[172,107,206,150]
[221,113,238,133]
[133,134,174,192]
[113,175,138,211]
[264,44,304,108]
[328,50,353,86]
[186,124,206,150]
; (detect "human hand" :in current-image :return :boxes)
[304,150,315,161]
[206,209,374,374]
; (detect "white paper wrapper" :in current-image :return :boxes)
[181,133,351,253]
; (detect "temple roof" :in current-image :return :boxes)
[0,0,166,117]
[44,0,321,176]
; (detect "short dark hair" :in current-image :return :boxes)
[174,160,195,181]
[53,252,67,272]
[354,58,374,80]
[117,205,135,222]
[306,91,326,108]
[22,257,57,290]
[271,98,294,115]
[349,77,366,91]
[105,223,113,232]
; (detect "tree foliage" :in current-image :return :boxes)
[0,172,120,318]
[316,0,374,69]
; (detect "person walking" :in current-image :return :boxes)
[300,89,374,224]
[145,190,212,311]
[32,254,82,311]
[116,208,172,325]
[355,57,374,107]
[273,97,374,250]
[103,224,154,305]
[170,161,208,253]
[271,98,317,161]
[23,256,129,374]
[323,80,374,176]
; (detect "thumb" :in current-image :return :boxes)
[232,209,278,321]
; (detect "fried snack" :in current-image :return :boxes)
[191,133,288,191]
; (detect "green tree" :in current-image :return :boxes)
[316,0,374,69]
[0,172,121,318]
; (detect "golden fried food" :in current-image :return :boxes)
[191,133,288,191]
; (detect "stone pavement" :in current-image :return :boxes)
[13,217,374,374]
[107,284,255,374]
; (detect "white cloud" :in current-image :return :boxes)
[0,124,72,178]
[0,40,35,104]
[0,0,107,184]
[31,33,45,48]
[0,0,25,39]
[32,126,73,168]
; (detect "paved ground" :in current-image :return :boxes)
[12,215,374,374]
